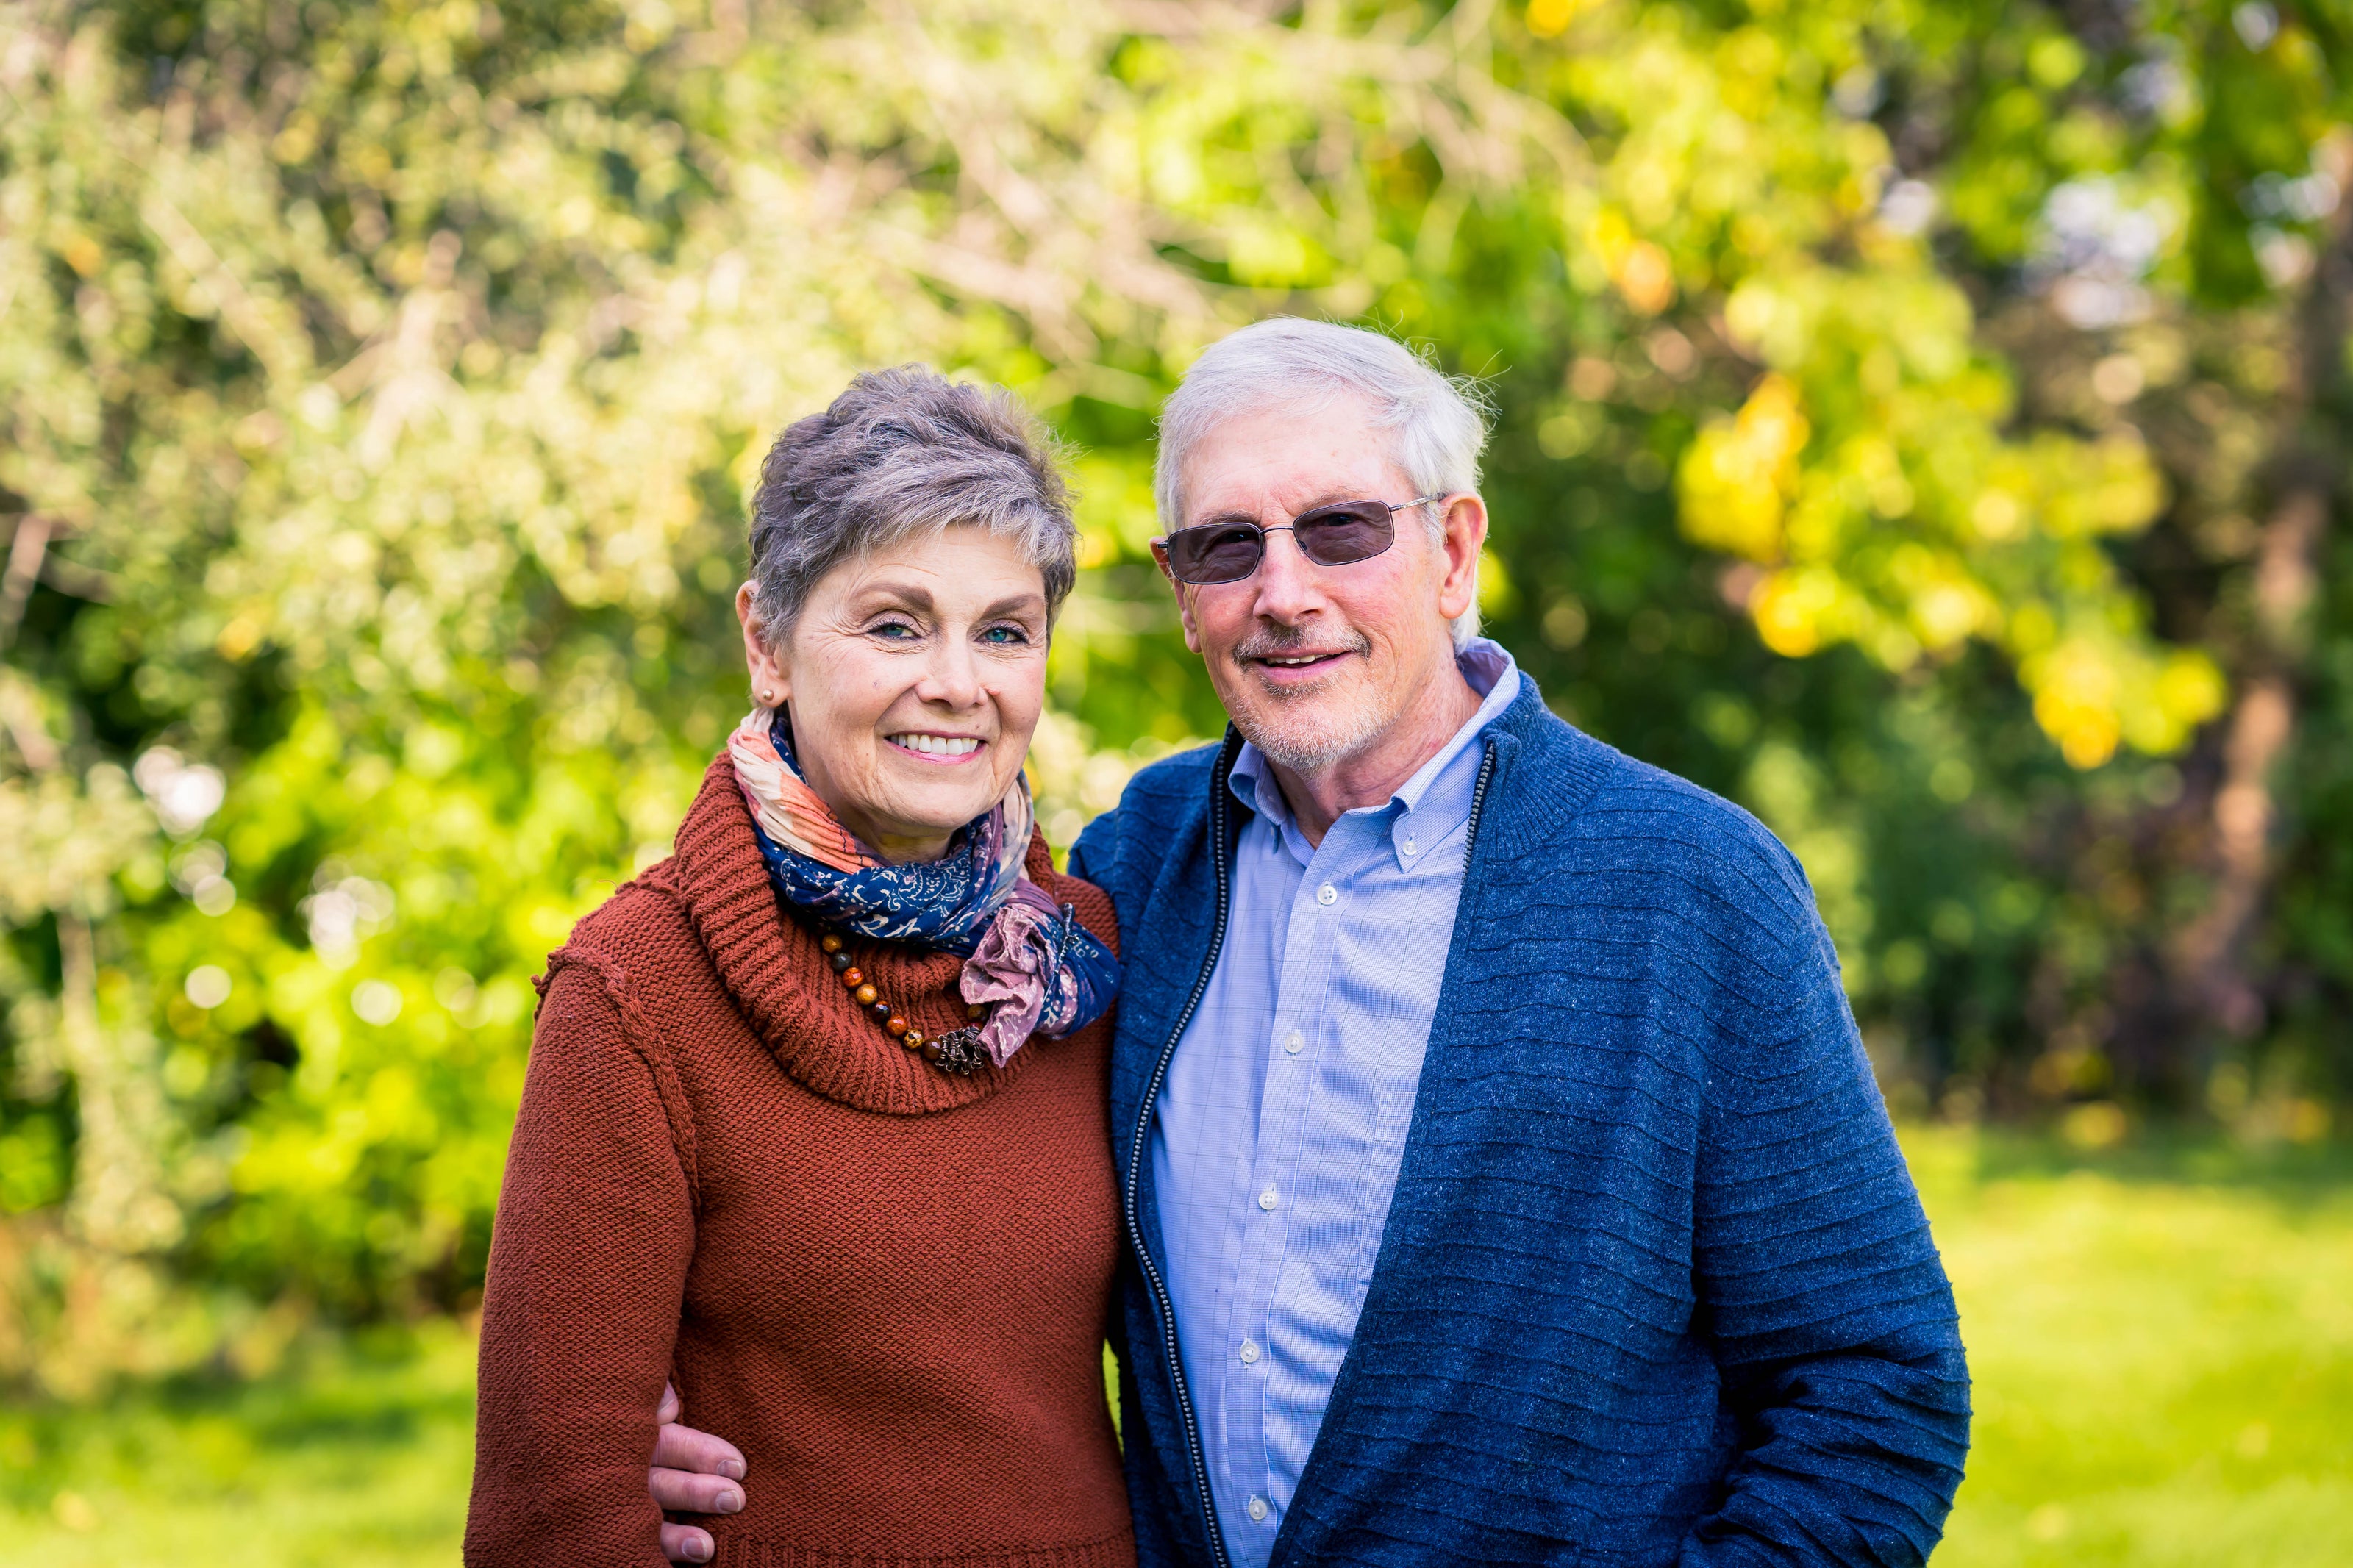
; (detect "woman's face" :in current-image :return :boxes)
[738,525,1051,864]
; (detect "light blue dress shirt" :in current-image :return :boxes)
[1149,638,1521,1568]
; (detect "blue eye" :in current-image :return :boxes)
[871,621,919,639]
[979,625,1031,645]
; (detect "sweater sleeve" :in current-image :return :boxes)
[1677,901,1971,1568]
[464,951,697,1568]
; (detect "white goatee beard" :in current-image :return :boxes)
[1226,627,1390,776]
[1233,676,1396,776]
[1240,702,1391,776]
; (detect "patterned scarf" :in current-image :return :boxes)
[726,708,1121,1067]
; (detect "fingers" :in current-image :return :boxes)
[660,1522,715,1564]
[649,1465,746,1516]
[651,1420,747,1481]
[644,1392,745,1565]
[656,1380,682,1426]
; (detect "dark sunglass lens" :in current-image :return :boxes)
[1293,502,1395,566]
[1168,523,1265,583]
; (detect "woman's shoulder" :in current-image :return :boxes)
[536,863,722,1026]
[1022,831,1118,956]
[563,859,701,957]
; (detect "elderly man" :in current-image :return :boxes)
[650,318,1970,1566]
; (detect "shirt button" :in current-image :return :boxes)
[1248,1496,1270,1522]
[1402,834,1418,856]
[1284,1031,1304,1055]
[1257,1187,1279,1211]
[1239,1338,1260,1364]
[1316,883,1337,906]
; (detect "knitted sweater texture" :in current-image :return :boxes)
[465,756,1135,1568]
[1069,678,1970,1568]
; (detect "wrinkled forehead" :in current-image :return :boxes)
[1174,393,1415,526]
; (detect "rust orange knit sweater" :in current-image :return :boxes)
[464,756,1134,1568]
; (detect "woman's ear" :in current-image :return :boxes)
[738,581,790,706]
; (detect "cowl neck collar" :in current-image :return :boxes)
[664,754,1046,1116]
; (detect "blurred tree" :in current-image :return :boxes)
[1,0,2347,1392]
[1399,0,2353,1119]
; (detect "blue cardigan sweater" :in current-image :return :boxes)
[1068,679,1969,1568]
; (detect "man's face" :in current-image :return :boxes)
[1158,398,1485,777]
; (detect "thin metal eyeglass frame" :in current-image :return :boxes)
[1157,494,1448,586]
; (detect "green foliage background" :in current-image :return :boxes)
[3,0,2349,1392]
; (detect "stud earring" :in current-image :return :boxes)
[759,688,776,704]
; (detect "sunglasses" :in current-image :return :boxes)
[1157,495,1446,587]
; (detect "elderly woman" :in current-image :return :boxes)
[463,368,1132,1568]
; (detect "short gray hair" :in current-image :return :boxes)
[1154,318,1493,647]
[747,366,1078,642]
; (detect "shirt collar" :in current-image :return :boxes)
[1227,637,1521,868]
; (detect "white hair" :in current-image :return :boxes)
[1154,318,1493,648]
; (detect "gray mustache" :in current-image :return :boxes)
[1232,629,1370,663]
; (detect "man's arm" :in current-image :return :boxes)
[1679,919,1971,1567]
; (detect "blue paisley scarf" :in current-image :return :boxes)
[727,707,1120,1067]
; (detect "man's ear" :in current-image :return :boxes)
[1151,540,1205,654]
[1434,495,1489,626]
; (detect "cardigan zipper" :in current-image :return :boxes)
[1257,736,1502,1564]
[1462,740,1498,876]
[1121,738,1239,1568]
[1125,734,1499,1568]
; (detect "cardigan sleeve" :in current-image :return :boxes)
[464,951,697,1568]
[1676,896,1972,1568]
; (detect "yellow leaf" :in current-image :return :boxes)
[1614,240,1676,315]
[1527,0,1588,37]
[1676,373,1809,562]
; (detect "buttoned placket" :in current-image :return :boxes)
[1150,640,1521,1568]
[1214,795,1414,1546]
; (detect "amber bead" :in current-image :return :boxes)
[902,1029,924,1050]
[868,1000,894,1023]
[965,1003,985,1021]
[840,967,863,989]
[885,1015,910,1037]
[819,934,843,954]
[854,983,879,1006]
[921,1041,944,1063]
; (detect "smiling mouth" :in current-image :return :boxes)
[1249,651,1354,673]
[886,732,985,759]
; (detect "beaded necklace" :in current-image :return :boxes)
[819,929,993,1075]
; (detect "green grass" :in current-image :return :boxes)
[0,1321,476,1566]
[1914,1127,2353,1567]
[2,1128,2347,1566]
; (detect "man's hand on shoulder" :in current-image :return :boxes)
[648,1381,748,1564]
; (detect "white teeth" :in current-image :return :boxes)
[890,734,980,756]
